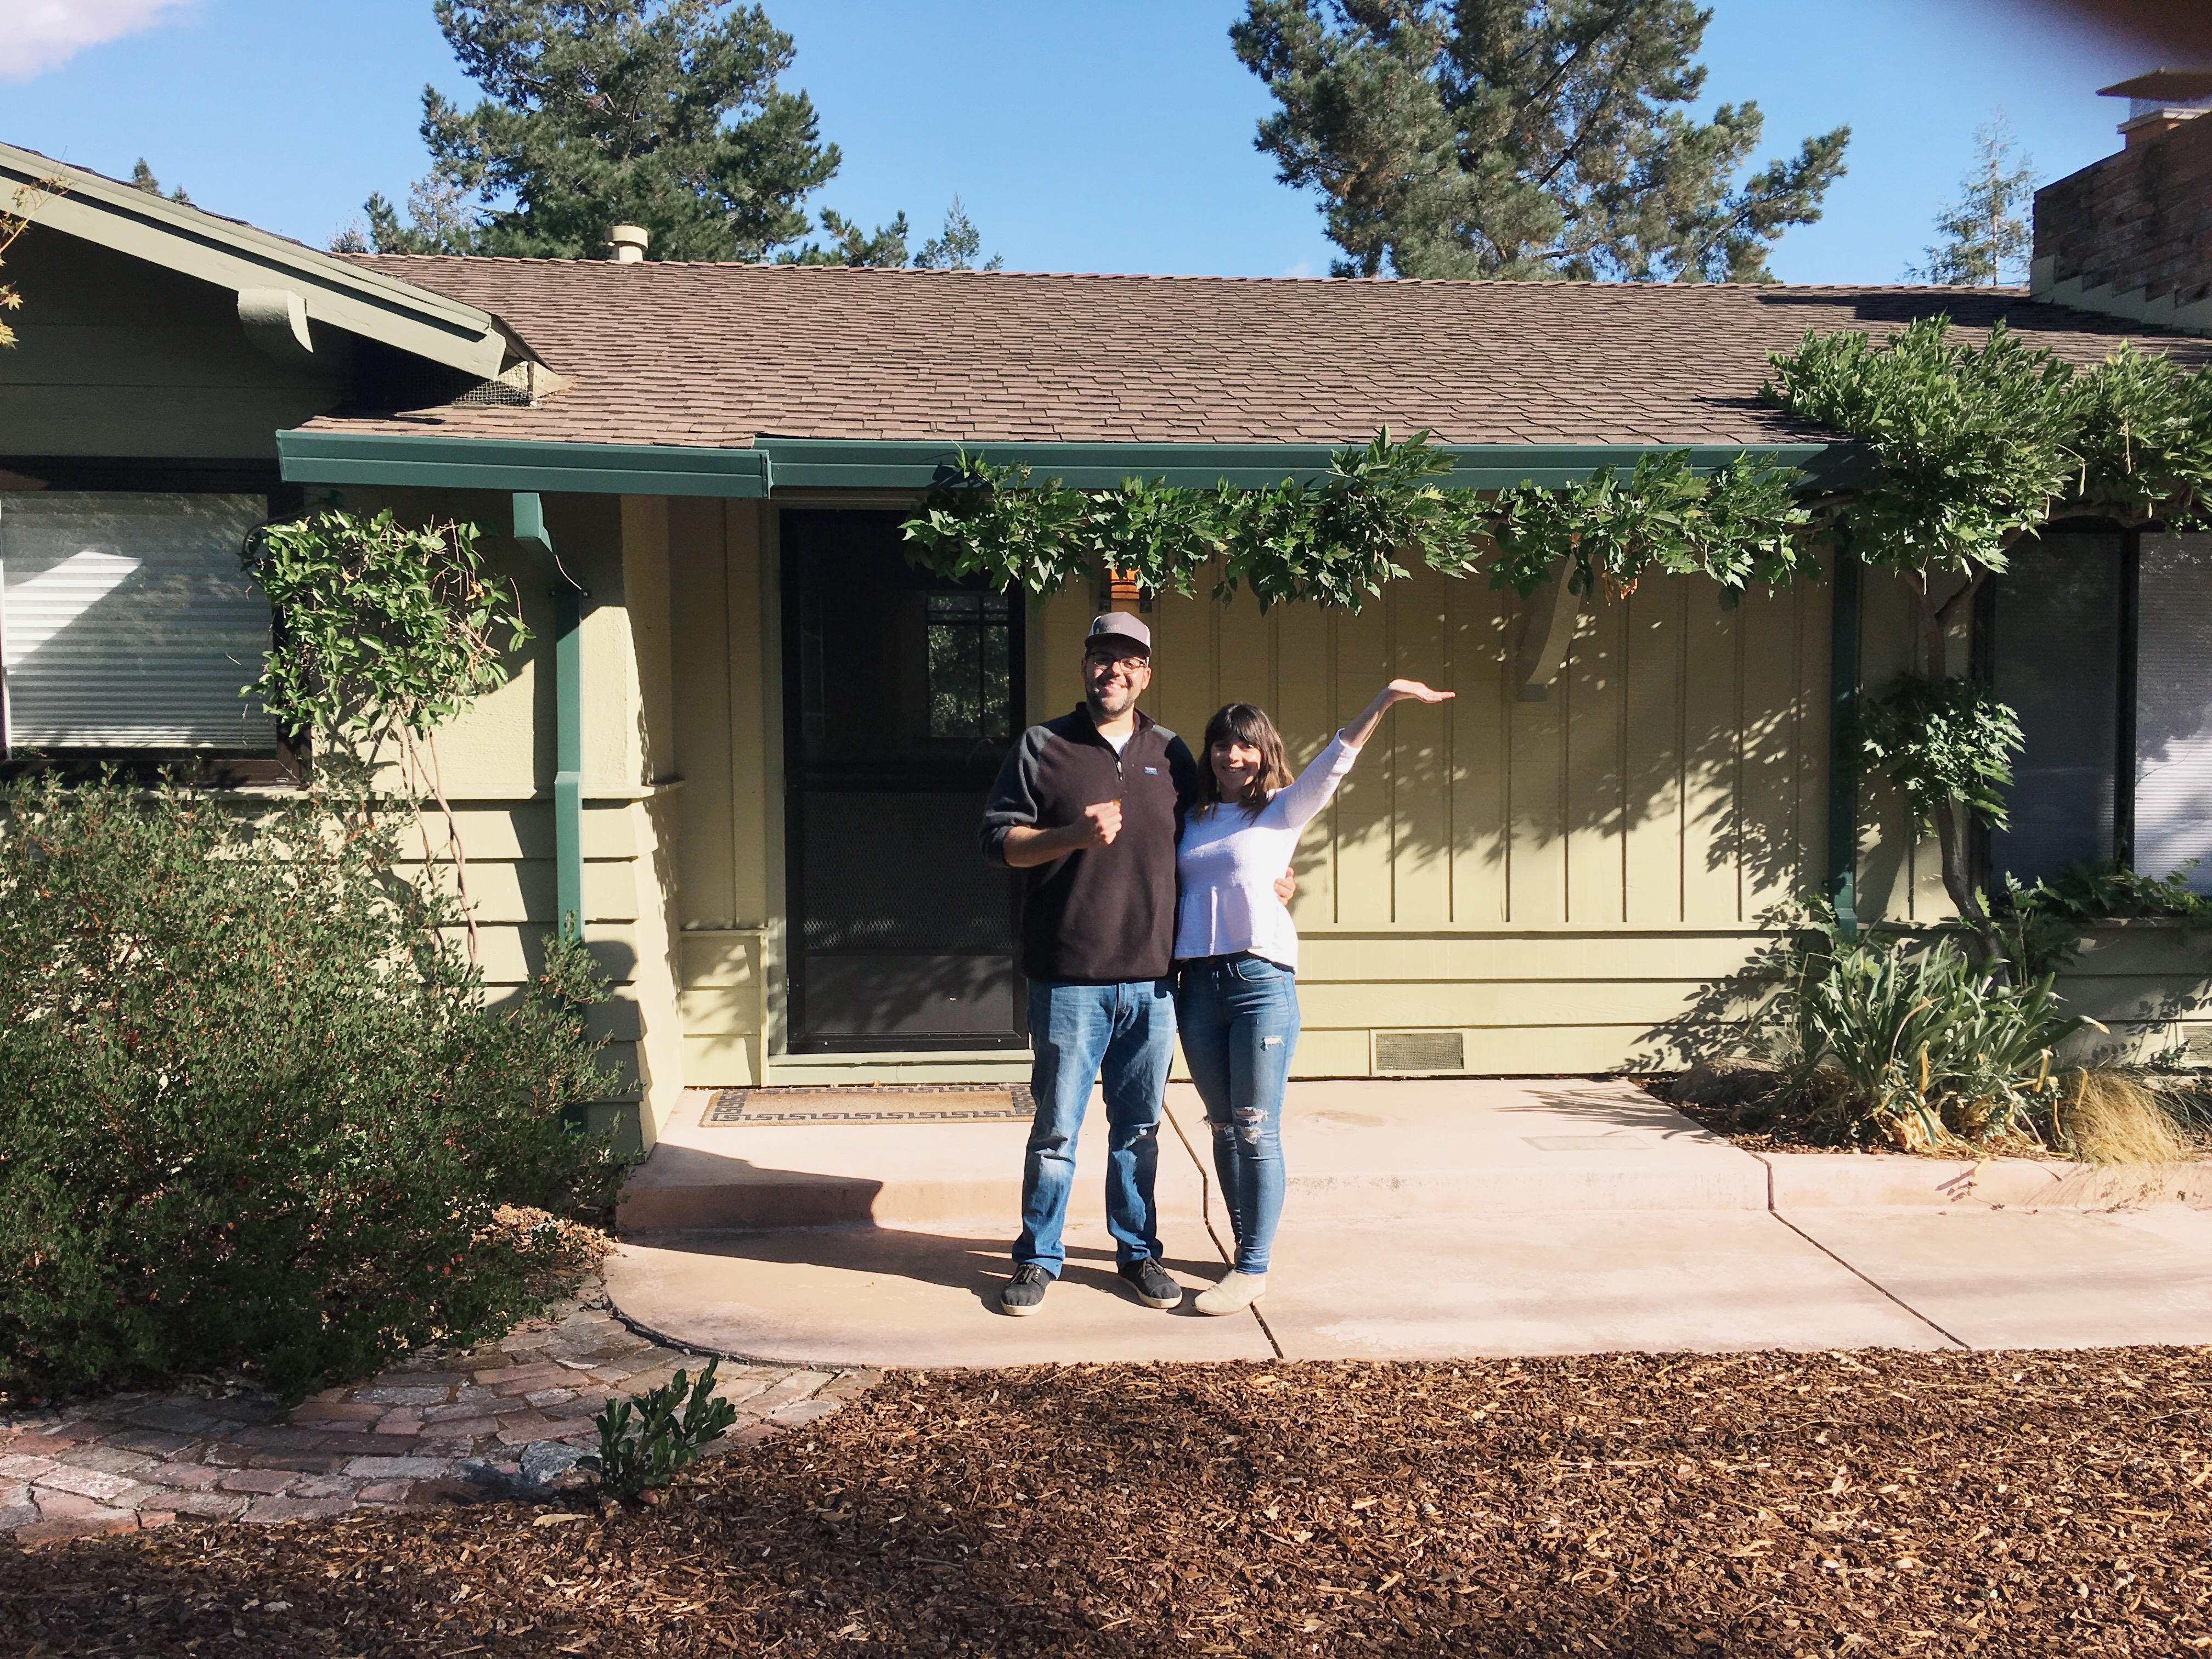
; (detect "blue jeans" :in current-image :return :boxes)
[1014,978,1177,1276]
[1174,954,1299,1275]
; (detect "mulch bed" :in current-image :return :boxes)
[1633,1075,1971,1158]
[5,1348,2208,1657]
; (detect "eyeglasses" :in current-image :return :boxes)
[1084,652,1147,672]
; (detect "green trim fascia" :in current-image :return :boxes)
[758,438,1871,492]
[279,431,772,497]
[281,430,1869,498]
[2,141,506,379]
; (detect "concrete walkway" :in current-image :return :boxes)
[607,1078,2212,1366]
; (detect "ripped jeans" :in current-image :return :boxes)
[1174,953,1299,1276]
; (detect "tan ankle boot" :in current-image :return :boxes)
[1195,1269,1267,1316]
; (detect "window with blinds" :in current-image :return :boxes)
[0,492,275,753]
[2135,534,2212,894]
[1988,532,2123,884]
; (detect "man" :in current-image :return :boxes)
[980,613,1288,1318]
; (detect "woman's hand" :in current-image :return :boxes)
[1384,678,1454,705]
[1343,678,1454,748]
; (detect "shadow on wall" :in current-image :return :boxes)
[1258,574,1823,925]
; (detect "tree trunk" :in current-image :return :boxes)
[1909,572,2007,974]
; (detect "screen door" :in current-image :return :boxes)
[781,510,1026,1050]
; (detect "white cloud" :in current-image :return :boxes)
[0,0,194,82]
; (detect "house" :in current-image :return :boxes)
[4,92,2209,1156]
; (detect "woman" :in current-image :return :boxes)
[1174,678,1453,1315]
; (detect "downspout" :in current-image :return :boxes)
[1826,526,1860,940]
[513,492,584,943]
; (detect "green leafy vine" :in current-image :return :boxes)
[244,507,532,960]
[901,430,1818,614]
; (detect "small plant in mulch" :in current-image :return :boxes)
[580,1360,737,1500]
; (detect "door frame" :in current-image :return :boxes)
[776,506,1029,1053]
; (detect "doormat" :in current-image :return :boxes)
[697,1083,1036,1125]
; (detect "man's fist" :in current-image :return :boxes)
[1074,798,1123,849]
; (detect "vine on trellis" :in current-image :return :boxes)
[901,430,1817,613]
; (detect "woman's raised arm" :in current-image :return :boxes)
[1341,679,1454,749]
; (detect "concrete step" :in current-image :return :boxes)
[618,1079,2212,1232]
[617,1077,1768,1230]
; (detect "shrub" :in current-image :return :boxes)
[1990,858,2212,978]
[1759,904,2088,1152]
[582,1361,738,1499]
[0,772,633,1402]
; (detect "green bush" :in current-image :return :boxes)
[1760,902,2089,1151]
[0,772,633,1402]
[581,1361,738,1499]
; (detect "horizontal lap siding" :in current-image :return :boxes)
[2052,928,2212,1058]
[404,796,653,1097]
[1042,563,1835,1074]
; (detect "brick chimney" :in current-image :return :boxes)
[2031,70,2212,333]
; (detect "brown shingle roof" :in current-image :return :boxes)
[301,259,2212,450]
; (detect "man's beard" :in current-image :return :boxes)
[1086,681,1138,720]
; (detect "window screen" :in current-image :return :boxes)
[1988,532,2122,884]
[2136,533,2212,893]
[0,493,274,752]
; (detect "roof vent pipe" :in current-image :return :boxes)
[608,224,648,263]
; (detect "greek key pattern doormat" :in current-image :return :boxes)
[697,1083,1036,1125]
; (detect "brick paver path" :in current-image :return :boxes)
[0,1281,876,1547]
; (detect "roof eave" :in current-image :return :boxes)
[279,431,1871,497]
[1,141,509,380]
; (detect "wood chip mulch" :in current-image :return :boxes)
[6,1347,2209,1657]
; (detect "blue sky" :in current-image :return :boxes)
[0,0,2164,283]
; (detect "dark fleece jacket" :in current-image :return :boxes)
[979,707,1197,984]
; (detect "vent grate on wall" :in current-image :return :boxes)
[1375,1030,1466,1073]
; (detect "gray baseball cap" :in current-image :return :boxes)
[1085,612,1152,657]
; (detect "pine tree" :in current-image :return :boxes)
[776,196,1003,268]
[129,158,192,207]
[1231,0,1849,281]
[359,172,488,256]
[914,196,1003,270]
[778,208,912,267]
[1912,114,2035,287]
[387,0,844,261]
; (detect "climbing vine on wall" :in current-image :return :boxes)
[901,430,1818,612]
[244,507,532,957]
[245,508,529,743]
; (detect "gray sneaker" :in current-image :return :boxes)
[1000,1263,1051,1316]
[1118,1258,1182,1310]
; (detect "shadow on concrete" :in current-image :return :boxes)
[625,1224,1229,1319]
[1509,1079,1725,1141]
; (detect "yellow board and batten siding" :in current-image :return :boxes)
[641,504,2212,1103]
[1019,557,1837,1076]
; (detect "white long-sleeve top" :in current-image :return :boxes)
[1173,731,1362,971]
